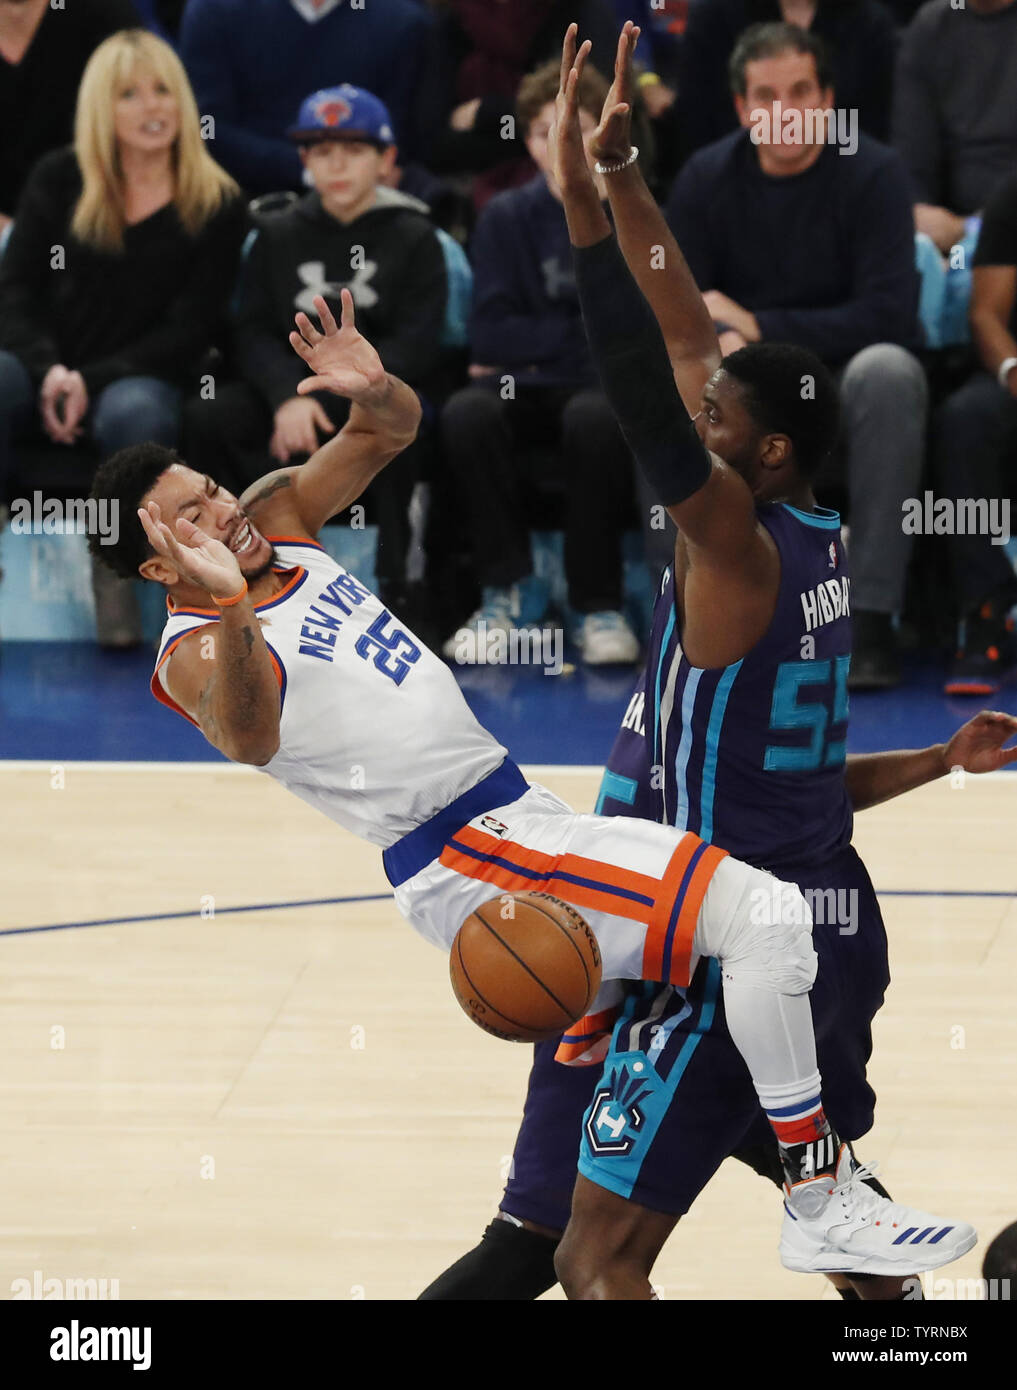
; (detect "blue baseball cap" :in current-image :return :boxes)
[288,84,396,147]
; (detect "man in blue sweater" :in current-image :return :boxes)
[440,59,641,667]
[179,0,432,195]
[665,22,926,689]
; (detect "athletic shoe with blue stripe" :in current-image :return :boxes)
[780,1145,977,1275]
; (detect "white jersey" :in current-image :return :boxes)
[152,537,507,846]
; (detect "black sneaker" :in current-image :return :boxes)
[945,599,1017,696]
[848,610,900,690]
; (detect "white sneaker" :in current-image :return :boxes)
[780,1144,977,1276]
[442,586,518,664]
[577,610,639,665]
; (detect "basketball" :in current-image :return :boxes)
[449,891,603,1042]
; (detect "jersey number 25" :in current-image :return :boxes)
[355,611,421,686]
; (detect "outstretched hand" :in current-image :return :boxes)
[138,500,244,601]
[943,709,1017,774]
[288,289,389,408]
[548,24,596,197]
[592,20,640,165]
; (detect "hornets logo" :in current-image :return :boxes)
[585,1062,655,1157]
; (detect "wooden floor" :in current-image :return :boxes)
[2,763,1014,1300]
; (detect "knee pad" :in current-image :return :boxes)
[699,860,817,995]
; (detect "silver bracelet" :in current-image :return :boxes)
[593,145,639,175]
[997,355,1017,390]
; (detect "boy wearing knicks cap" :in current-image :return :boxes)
[184,84,447,610]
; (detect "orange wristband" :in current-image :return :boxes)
[212,579,248,608]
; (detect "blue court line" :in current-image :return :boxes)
[0,893,392,938]
[1,887,1015,940]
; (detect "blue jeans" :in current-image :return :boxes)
[0,348,181,492]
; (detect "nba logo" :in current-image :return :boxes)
[828,542,837,570]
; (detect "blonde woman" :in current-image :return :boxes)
[0,27,245,645]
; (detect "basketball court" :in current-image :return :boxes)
[3,759,1013,1300]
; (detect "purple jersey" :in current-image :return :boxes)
[607,502,853,871]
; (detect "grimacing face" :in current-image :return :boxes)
[139,465,276,586]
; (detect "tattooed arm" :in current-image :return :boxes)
[140,504,281,765]
[165,605,281,765]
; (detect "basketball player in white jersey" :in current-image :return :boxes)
[88,289,973,1286]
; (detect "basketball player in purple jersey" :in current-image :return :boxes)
[419,23,1017,1300]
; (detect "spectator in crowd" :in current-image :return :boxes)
[0,28,245,645]
[932,171,1017,694]
[0,0,139,236]
[440,59,640,668]
[677,0,898,159]
[179,0,433,197]
[183,85,448,613]
[893,0,1017,254]
[665,23,925,688]
[418,0,620,209]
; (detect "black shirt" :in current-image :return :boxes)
[0,0,139,215]
[234,188,447,409]
[0,147,247,393]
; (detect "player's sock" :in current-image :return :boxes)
[416,1218,559,1300]
[720,978,840,1184]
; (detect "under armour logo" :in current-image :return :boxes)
[541,256,575,301]
[294,259,379,316]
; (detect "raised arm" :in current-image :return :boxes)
[240,291,422,536]
[551,29,777,665]
[845,711,1017,813]
[589,22,721,413]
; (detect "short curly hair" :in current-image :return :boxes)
[516,58,610,138]
[87,442,183,579]
[721,341,840,480]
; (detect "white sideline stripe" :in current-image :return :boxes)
[0,760,609,777]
